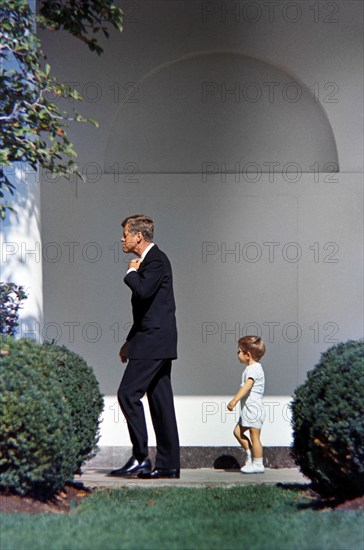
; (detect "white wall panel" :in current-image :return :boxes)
[37,1,363,446]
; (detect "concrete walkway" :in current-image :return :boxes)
[75,468,310,489]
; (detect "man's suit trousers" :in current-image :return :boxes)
[117,358,180,469]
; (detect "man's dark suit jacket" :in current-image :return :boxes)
[124,245,177,360]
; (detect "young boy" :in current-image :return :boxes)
[227,336,266,474]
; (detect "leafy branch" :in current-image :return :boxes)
[0,282,28,336]
[38,0,123,55]
[0,0,123,219]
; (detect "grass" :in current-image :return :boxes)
[1,485,363,550]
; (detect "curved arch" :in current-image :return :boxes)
[104,50,339,174]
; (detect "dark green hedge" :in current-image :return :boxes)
[0,336,104,497]
[291,340,364,498]
[42,343,104,471]
[0,336,77,496]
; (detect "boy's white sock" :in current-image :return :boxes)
[245,449,252,464]
[252,458,265,473]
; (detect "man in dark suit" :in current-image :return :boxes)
[110,215,180,479]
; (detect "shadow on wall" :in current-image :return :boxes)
[104,51,339,175]
[1,164,43,339]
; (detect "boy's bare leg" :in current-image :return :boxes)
[238,427,264,474]
[249,428,263,459]
[233,424,253,466]
[233,424,251,451]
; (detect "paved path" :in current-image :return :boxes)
[75,468,310,489]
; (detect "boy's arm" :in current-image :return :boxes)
[227,378,254,411]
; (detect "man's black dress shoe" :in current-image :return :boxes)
[108,456,151,477]
[138,467,180,479]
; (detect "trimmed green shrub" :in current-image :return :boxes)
[291,339,364,498]
[0,336,77,497]
[42,343,104,471]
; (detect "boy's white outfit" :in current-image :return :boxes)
[239,362,265,429]
[239,362,265,474]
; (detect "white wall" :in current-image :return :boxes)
[100,395,293,447]
[35,0,362,448]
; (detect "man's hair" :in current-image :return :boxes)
[238,336,266,361]
[121,215,154,242]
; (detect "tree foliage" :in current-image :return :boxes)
[0,282,28,336]
[38,0,123,54]
[0,0,123,219]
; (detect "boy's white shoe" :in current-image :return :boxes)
[240,463,265,474]
[240,463,255,474]
[252,463,265,474]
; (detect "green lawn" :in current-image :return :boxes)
[1,485,363,550]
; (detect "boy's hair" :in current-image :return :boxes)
[238,336,266,361]
[121,214,154,242]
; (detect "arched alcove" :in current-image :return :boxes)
[104,51,338,174]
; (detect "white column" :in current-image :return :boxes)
[1,163,43,341]
[0,1,43,340]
